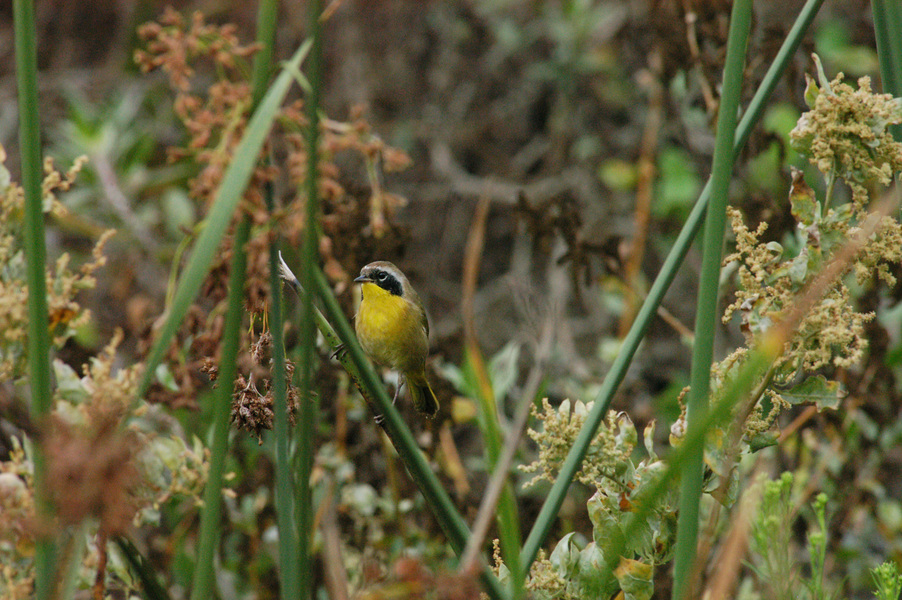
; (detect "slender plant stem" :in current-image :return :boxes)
[190,217,251,600]
[247,0,304,598]
[672,2,752,598]
[461,197,523,594]
[13,0,56,597]
[519,0,826,571]
[296,1,323,597]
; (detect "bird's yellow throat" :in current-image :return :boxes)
[358,281,410,338]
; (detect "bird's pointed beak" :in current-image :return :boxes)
[354,275,370,283]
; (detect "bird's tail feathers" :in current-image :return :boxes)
[408,379,439,418]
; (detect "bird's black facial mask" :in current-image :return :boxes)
[368,269,403,297]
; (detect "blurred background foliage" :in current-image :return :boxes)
[1,0,902,598]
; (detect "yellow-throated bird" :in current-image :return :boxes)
[354,261,438,418]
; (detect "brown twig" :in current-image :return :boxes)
[93,531,109,600]
[320,482,351,600]
[458,200,562,575]
[682,4,718,114]
[703,472,762,600]
[439,422,471,498]
[619,49,664,337]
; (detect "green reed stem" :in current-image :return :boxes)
[672,1,751,598]
[295,0,323,597]
[872,0,902,139]
[190,217,250,600]
[13,0,56,597]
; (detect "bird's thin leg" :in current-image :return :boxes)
[392,380,402,405]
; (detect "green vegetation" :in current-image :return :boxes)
[3,1,902,600]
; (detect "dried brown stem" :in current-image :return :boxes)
[619,49,664,336]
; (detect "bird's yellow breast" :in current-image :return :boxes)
[355,282,428,374]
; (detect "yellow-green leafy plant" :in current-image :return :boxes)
[493,400,675,599]
[672,56,902,501]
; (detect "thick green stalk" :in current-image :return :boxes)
[251,0,278,107]
[295,0,323,597]
[519,0,826,571]
[13,0,56,596]
[872,0,902,96]
[190,217,251,600]
[309,269,509,600]
[672,1,752,598]
[872,0,902,139]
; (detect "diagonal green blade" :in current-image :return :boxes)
[137,41,310,398]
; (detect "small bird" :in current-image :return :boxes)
[354,261,438,418]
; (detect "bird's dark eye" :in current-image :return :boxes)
[374,271,387,281]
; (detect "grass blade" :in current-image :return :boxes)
[672,1,752,597]
[13,0,57,596]
[519,0,826,571]
[245,1,306,597]
[136,41,310,399]
[116,536,171,600]
[464,347,523,594]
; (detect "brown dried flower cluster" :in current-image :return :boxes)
[231,331,300,444]
[134,9,413,436]
[44,415,140,536]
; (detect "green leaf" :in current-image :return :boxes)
[614,558,654,600]
[154,363,180,393]
[654,147,702,219]
[52,359,89,403]
[488,341,521,402]
[787,247,810,284]
[781,374,844,410]
[578,542,617,597]
[598,158,638,192]
[789,168,819,226]
[549,532,582,580]
[803,73,820,108]
[748,431,779,452]
[643,420,657,460]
